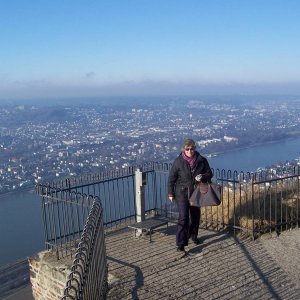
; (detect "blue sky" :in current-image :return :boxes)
[1,0,300,99]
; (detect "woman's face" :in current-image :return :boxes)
[184,146,195,158]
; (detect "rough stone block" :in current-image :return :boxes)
[29,249,73,299]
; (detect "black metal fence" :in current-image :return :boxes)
[207,167,300,238]
[36,185,95,256]
[36,185,108,300]
[37,163,300,242]
[61,199,107,300]
[43,162,173,228]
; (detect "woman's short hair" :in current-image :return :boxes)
[183,138,196,149]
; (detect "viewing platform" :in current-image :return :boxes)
[106,226,300,299]
[12,164,299,299]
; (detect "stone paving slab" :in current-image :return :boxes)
[106,225,300,300]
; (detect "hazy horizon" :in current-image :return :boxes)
[1,93,300,107]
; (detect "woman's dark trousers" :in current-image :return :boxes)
[176,200,200,247]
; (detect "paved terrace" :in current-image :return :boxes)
[4,226,300,299]
[106,225,300,300]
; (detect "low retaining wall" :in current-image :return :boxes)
[29,250,72,300]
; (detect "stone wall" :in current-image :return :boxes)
[28,250,72,300]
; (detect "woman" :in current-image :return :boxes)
[168,138,213,252]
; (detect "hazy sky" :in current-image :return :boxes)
[1,0,300,99]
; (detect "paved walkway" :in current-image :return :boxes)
[106,225,300,300]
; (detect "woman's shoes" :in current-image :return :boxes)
[177,236,203,252]
[191,237,202,245]
[176,245,185,252]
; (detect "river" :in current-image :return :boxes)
[0,190,43,267]
[1,136,300,267]
[208,137,300,172]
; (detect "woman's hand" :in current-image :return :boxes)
[168,196,174,202]
[195,174,205,182]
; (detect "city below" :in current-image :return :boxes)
[1,96,300,194]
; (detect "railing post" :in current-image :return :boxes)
[251,177,255,240]
[135,168,145,223]
[297,166,299,229]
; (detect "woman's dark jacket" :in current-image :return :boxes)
[168,151,213,201]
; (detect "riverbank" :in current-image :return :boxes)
[0,259,30,299]
[0,187,35,200]
[208,135,300,172]
[2,136,300,198]
[207,135,300,160]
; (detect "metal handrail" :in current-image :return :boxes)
[61,198,107,300]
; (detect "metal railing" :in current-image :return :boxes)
[210,167,300,238]
[44,162,172,228]
[38,162,300,243]
[36,162,300,299]
[62,199,107,300]
[36,185,96,256]
[36,185,108,300]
